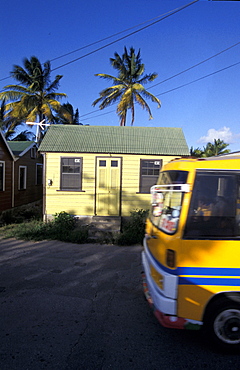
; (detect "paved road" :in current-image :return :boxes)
[0,238,239,369]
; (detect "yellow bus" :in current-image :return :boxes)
[142,154,240,350]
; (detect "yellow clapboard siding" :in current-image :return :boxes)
[45,153,95,216]
[44,152,181,218]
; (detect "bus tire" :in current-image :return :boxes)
[204,298,240,352]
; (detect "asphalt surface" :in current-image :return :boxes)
[0,237,239,370]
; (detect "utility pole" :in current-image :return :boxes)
[26,120,50,143]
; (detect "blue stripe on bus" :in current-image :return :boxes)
[179,276,240,286]
[177,267,240,276]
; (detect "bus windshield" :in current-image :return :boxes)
[150,170,188,234]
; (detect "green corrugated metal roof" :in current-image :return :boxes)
[39,125,189,156]
[7,141,35,156]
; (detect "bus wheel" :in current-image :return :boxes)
[205,300,240,351]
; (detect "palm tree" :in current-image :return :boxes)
[0,99,23,139]
[190,140,230,158]
[190,146,203,158]
[202,139,230,157]
[0,56,67,139]
[92,47,161,126]
[56,103,82,125]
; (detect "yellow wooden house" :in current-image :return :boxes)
[39,125,189,221]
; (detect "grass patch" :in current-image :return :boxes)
[0,212,89,244]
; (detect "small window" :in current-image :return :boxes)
[139,159,162,193]
[60,157,82,191]
[19,166,27,190]
[111,160,118,167]
[36,163,43,185]
[0,161,5,191]
[99,160,106,167]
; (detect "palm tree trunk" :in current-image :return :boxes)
[131,102,135,126]
[120,110,127,126]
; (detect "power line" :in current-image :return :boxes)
[76,40,240,119]
[50,0,199,72]
[81,108,116,121]
[149,41,240,89]
[80,59,240,122]
[156,60,240,96]
[0,0,199,83]
[49,8,186,63]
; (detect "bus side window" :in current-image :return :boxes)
[184,173,237,238]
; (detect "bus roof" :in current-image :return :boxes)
[163,154,240,172]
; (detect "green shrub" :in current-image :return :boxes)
[54,211,76,230]
[52,211,76,241]
[115,209,148,246]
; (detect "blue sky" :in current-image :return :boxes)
[1,0,240,152]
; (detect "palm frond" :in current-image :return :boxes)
[41,103,56,122]
[92,85,124,107]
[45,92,67,100]
[138,73,158,85]
[0,90,29,102]
[110,52,127,77]
[11,65,32,86]
[100,93,123,109]
[56,103,74,124]
[100,85,125,96]
[42,60,51,87]
[0,99,6,121]
[25,108,39,122]
[45,99,62,112]
[95,73,121,84]
[2,84,30,92]
[24,57,42,80]
[7,101,29,120]
[140,90,161,108]
[93,89,123,109]
[131,83,144,92]
[47,75,63,92]
[134,93,152,118]
[22,94,40,111]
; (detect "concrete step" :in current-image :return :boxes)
[89,216,121,237]
[75,216,121,237]
[91,217,120,229]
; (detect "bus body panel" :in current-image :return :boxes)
[142,155,240,341]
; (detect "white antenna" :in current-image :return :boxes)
[26,120,50,142]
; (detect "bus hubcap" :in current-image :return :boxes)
[214,309,240,344]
